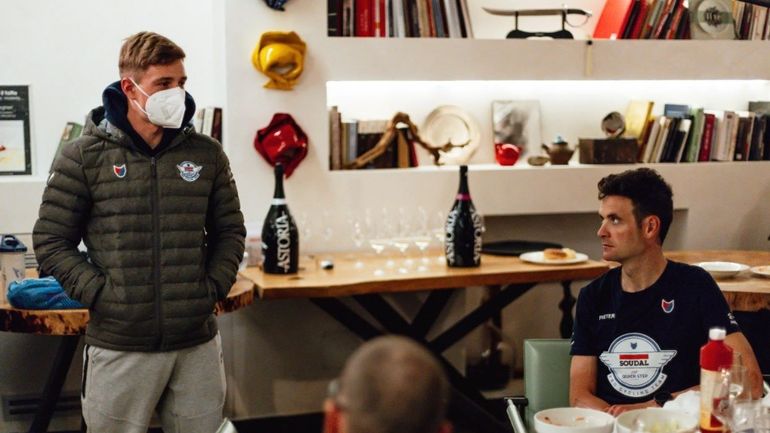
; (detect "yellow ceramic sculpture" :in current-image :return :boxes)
[252,31,306,90]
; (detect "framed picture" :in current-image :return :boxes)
[492,100,541,156]
[0,85,32,175]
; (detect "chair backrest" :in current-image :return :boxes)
[523,339,572,425]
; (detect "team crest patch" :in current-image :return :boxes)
[113,164,127,178]
[599,333,677,398]
[661,299,675,314]
[176,161,202,182]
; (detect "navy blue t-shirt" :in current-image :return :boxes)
[571,261,739,404]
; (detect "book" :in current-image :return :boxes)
[342,0,355,36]
[664,1,686,38]
[663,103,690,118]
[749,100,770,114]
[638,117,657,161]
[698,113,717,161]
[749,114,766,160]
[723,111,740,161]
[355,0,375,36]
[652,116,673,162]
[431,0,447,37]
[659,116,681,162]
[328,0,343,36]
[630,0,651,38]
[683,107,705,162]
[342,119,358,166]
[673,117,692,162]
[211,107,223,143]
[733,113,755,161]
[622,0,642,38]
[443,0,461,37]
[457,0,472,38]
[329,106,342,170]
[641,115,661,162]
[709,111,729,161]
[652,0,677,38]
[624,100,655,139]
[641,0,664,38]
[392,0,406,37]
[594,0,636,39]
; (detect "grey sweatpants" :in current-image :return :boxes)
[81,334,226,433]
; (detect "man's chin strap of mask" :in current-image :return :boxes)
[128,78,186,129]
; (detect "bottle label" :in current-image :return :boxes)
[275,213,292,272]
[445,210,458,266]
[272,198,287,205]
[700,369,726,432]
[471,209,483,264]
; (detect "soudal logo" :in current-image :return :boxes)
[599,333,677,398]
[661,299,675,314]
[113,164,127,178]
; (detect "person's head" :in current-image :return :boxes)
[596,168,673,263]
[324,336,451,433]
[118,31,188,128]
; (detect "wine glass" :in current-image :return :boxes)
[350,216,365,269]
[711,369,733,427]
[433,210,446,265]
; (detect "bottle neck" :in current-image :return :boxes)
[273,165,286,200]
[456,169,470,201]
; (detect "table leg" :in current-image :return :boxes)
[558,280,575,339]
[29,335,80,433]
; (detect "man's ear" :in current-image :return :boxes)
[437,421,453,433]
[642,215,660,241]
[120,77,137,98]
[323,398,342,433]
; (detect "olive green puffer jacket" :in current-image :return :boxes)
[33,107,245,352]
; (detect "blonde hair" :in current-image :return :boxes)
[119,31,185,77]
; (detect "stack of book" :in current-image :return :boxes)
[735,0,770,40]
[637,102,770,163]
[329,106,419,170]
[328,0,473,38]
[594,0,691,39]
[194,107,223,143]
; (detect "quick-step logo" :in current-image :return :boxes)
[113,164,127,178]
[599,333,676,398]
[176,161,202,182]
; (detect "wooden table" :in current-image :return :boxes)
[240,252,609,433]
[665,250,770,311]
[0,275,255,433]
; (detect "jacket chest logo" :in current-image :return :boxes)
[176,161,202,182]
[113,164,127,178]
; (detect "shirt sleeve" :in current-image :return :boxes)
[571,283,599,356]
[695,267,741,335]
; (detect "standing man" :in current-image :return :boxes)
[33,32,245,433]
[569,168,762,415]
[323,336,452,433]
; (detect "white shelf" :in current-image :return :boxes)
[321,39,770,81]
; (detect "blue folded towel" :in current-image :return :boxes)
[7,277,84,309]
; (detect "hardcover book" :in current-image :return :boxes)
[594,0,635,39]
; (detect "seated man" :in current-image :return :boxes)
[323,335,452,433]
[569,168,763,416]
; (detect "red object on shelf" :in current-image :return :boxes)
[494,142,521,166]
[593,0,635,39]
[254,113,308,178]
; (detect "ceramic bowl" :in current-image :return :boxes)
[615,408,698,433]
[533,407,614,433]
[694,261,750,279]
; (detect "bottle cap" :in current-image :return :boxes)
[709,327,726,340]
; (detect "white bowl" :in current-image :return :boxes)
[615,408,698,433]
[695,261,749,279]
[533,407,614,433]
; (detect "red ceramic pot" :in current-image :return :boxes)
[494,142,521,166]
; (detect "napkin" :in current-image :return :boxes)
[663,390,700,419]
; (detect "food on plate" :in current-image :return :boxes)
[543,248,577,261]
[542,415,586,426]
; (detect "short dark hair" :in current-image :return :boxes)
[119,31,185,78]
[598,168,673,244]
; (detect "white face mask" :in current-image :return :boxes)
[130,78,186,129]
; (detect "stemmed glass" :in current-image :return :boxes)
[412,207,432,272]
[349,214,365,269]
[433,210,446,265]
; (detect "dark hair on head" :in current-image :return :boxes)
[598,168,673,244]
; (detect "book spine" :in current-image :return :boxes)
[699,114,716,162]
[328,0,343,36]
[355,0,375,36]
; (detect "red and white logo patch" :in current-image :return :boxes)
[661,299,675,314]
[113,164,127,178]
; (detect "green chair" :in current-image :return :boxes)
[505,339,572,433]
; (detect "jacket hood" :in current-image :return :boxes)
[83,81,197,154]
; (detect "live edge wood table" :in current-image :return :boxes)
[239,252,609,433]
[0,276,255,433]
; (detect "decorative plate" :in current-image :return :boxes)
[422,105,480,165]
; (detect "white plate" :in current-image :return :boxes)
[520,251,589,265]
[694,261,749,278]
[422,105,480,165]
[750,265,770,278]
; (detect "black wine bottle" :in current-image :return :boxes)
[261,163,299,274]
[445,165,482,267]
